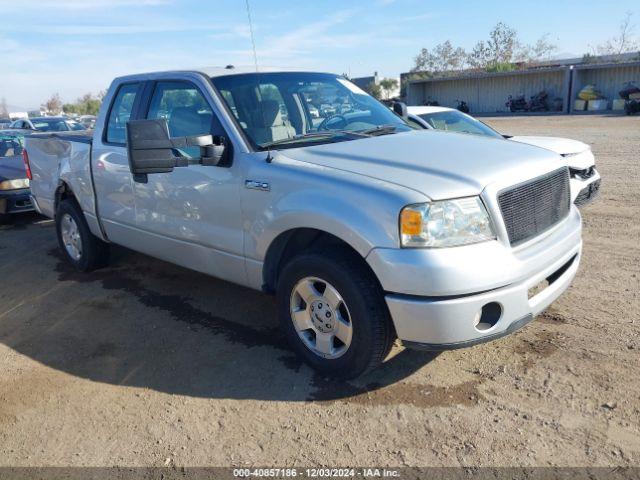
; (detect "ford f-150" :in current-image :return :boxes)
[24,67,583,378]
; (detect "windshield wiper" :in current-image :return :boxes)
[259,130,371,149]
[358,124,399,136]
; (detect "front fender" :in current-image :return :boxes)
[254,190,395,260]
[242,157,427,262]
[239,152,428,290]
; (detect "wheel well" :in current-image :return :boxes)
[262,228,375,294]
[54,182,76,212]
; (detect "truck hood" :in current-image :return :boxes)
[509,136,595,170]
[277,130,563,200]
[0,155,27,182]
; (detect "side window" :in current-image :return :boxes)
[147,81,217,159]
[106,83,139,144]
[406,118,425,130]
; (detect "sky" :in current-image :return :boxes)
[1,0,639,109]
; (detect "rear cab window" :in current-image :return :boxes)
[106,83,140,144]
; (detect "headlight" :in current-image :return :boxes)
[400,197,495,248]
[0,178,30,190]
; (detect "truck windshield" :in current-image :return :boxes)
[211,72,411,150]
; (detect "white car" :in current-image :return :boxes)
[407,106,600,206]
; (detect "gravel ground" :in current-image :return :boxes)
[0,115,638,468]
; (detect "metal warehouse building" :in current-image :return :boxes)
[405,59,640,114]
[570,61,640,112]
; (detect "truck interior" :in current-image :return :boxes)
[210,72,409,148]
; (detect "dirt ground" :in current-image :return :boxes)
[0,115,638,468]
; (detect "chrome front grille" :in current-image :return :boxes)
[498,168,571,246]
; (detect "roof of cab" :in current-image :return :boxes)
[202,65,307,77]
[112,66,336,83]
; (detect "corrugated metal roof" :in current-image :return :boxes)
[407,66,569,85]
[572,60,640,71]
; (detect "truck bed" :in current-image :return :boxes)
[25,131,96,220]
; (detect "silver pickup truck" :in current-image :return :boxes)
[25,67,582,379]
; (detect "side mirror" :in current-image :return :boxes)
[126,118,224,175]
[392,101,408,119]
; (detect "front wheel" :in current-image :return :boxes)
[56,199,110,272]
[277,248,395,379]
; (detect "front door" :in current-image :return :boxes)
[92,82,142,247]
[130,80,246,285]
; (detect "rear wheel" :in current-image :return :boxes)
[0,213,10,225]
[56,199,110,272]
[277,248,395,379]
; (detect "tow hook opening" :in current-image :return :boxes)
[474,302,502,331]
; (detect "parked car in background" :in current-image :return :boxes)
[26,68,583,378]
[9,116,87,132]
[79,115,97,129]
[66,119,88,131]
[0,119,12,129]
[406,106,600,207]
[0,130,33,223]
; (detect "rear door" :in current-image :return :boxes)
[91,82,143,246]
[129,78,246,285]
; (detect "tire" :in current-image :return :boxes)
[277,247,395,379]
[55,198,110,272]
[0,213,10,225]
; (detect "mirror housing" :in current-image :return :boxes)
[126,118,223,175]
[392,101,408,119]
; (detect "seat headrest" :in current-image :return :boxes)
[255,100,282,127]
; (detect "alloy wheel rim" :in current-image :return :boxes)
[290,276,353,359]
[60,213,82,261]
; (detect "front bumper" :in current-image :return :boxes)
[571,169,601,206]
[0,188,33,215]
[387,245,579,348]
[367,207,582,348]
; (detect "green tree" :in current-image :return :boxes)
[366,81,382,99]
[77,93,102,115]
[62,103,79,114]
[415,23,557,74]
[62,92,105,116]
[379,78,399,100]
[413,40,467,73]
